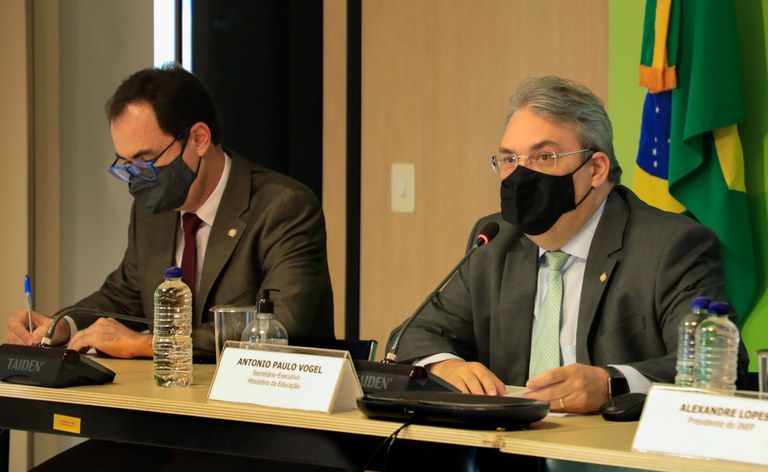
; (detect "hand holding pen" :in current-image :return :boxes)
[24,275,33,335]
[6,275,63,346]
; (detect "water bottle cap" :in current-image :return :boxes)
[691,296,712,309]
[708,301,731,315]
[163,266,182,278]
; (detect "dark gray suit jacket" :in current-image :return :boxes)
[391,186,749,386]
[70,153,335,358]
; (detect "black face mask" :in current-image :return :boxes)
[500,158,592,235]
[129,146,201,215]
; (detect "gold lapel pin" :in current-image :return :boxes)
[599,272,607,284]
[227,228,238,238]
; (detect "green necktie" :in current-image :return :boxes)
[529,250,570,379]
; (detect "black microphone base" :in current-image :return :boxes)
[357,391,549,430]
[353,360,459,394]
[0,344,115,388]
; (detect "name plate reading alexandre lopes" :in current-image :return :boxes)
[633,384,768,466]
[209,343,363,413]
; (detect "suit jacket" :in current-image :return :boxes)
[70,153,335,359]
[391,185,749,386]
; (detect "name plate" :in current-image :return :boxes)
[209,342,363,413]
[633,384,768,466]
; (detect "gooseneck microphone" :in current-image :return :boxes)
[0,307,151,388]
[384,221,500,363]
[40,307,152,347]
[356,222,551,430]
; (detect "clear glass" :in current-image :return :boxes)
[757,350,768,394]
[211,305,256,364]
[490,148,592,174]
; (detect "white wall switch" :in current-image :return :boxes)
[391,163,415,213]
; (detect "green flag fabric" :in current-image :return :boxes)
[669,0,754,320]
[638,0,756,320]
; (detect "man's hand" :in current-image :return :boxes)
[6,308,70,346]
[524,363,610,413]
[428,359,506,396]
[68,318,152,358]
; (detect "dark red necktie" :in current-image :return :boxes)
[181,213,203,307]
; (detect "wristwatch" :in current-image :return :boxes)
[605,366,629,398]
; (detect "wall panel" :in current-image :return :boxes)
[359,0,609,355]
[323,0,348,339]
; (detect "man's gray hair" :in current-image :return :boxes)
[505,76,622,183]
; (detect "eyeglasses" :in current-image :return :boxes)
[108,131,188,183]
[490,148,593,174]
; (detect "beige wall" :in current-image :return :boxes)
[0,1,31,342]
[33,0,61,323]
[5,1,153,468]
[59,0,153,306]
[0,3,32,471]
[323,0,348,340]
[355,0,609,355]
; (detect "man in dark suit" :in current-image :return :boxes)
[391,76,748,413]
[7,64,334,359]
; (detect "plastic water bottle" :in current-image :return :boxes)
[241,289,288,345]
[674,296,711,386]
[153,266,193,387]
[694,301,739,391]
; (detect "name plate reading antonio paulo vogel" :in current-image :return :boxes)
[208,342,363,413]
[633,384,768,467]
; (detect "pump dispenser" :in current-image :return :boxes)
[241,289,289,345]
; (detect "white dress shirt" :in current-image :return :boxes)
[175,152,232,293]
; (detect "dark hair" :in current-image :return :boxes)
[105,63,222,144]
[505,76,622,184]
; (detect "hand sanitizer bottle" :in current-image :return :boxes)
[241,289,288,345]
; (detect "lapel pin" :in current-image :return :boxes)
[227,228,238,238]
[599,272,607,284]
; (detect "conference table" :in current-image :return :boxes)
[0,358,763,471]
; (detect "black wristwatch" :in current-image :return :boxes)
[605,366,629,398]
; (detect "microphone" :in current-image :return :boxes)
[385,221,500,362]
[40,307,152,347]
[355,221,552,431]
[353,221,500,394]
[0,307,150,388]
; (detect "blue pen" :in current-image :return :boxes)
[24,275,33,335]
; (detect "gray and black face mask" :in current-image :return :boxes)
[129,139,201,215]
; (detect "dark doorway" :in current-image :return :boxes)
[190,0,324,199]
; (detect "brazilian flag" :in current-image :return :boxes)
[633,0,755,321]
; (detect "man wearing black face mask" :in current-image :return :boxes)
[389,76,749,413]
[7,64,335,359]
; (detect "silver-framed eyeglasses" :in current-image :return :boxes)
[108,130,188,183]
[490,148,593,174]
